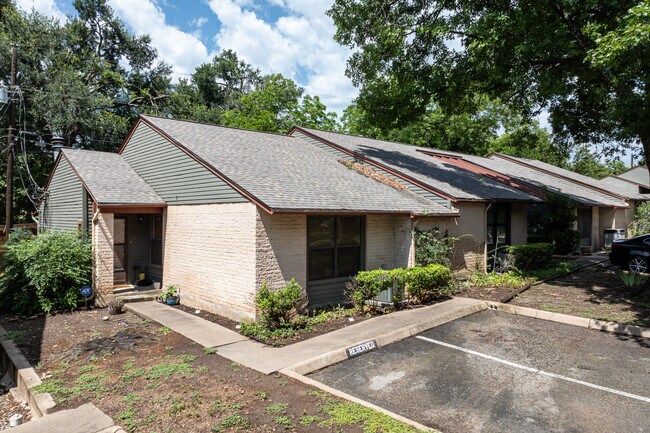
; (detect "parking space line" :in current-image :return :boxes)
[415,335,650,403]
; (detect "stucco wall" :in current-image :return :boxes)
[417,202,487,271]
[92,211,114,297]
[599,204,633,248]
[163,203,258,320]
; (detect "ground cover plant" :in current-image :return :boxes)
[0,310,428,432]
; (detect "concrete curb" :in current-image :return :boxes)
[486,302,650,338]
[281,368,436,432]
[0,324,56,417]
[286,301,489,375]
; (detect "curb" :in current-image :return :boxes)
[281,368,437,432]
[0,324,56,417]
[286,301,489,375]
[486,302,650,338]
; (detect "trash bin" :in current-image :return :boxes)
[603,228,625,249]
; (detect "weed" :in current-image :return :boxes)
[1,331,24,340]
[278,380,288,387]
[146,361,193,380]
[306,390,322,398]
[116,407,138,432]
[168,402,186,415]
[122,362,135,371]
[219,414,251,429]
[197,365,209,372]
[75,373,106,384]
[255,390,270,400]
[229,402,245,410]
[319,401,425,433]
[78,365,99,374]
[123,392,142,405]
[164,345,174,351]
[158,326,172,335]
[274,415,295,429]
[203,346,218,354]
[178,354,198,363]
[300,415,320,426]
[265,403,288,414]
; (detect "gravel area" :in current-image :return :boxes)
[0,368,31,430]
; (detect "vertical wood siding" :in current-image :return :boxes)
[291,131,453,209]
[121,123,248,205]
[39,158,84,231]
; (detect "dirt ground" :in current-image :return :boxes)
[511,265,650,327]
[455,284,521,303]
[0,309,422,433]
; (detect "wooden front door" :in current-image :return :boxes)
[113,216,128,284]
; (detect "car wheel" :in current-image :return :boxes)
[627,257,649,273]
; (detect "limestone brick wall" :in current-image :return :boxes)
[392,215,416,269]
[163,203,257,320]
[256,211,307,291]
[92,211,114,297]
[366,215,396,270]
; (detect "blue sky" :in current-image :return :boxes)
[14,0,358,114]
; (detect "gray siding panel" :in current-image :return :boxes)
[39,158,84,231]
[307,278,348,306]
[121,123,248,205]
[292,131,452,209]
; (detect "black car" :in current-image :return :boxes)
[609,234,650,273]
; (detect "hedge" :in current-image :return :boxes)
[507,243,554,271]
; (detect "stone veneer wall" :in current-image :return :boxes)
[162,203,258,320]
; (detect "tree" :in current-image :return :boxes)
[328,0,649,172]
[569,147,627,179]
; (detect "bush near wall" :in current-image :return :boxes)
[347,264,455,307]
[507,243,555,271]
[0,230,92,315]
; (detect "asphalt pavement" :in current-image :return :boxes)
[310,309,650,433]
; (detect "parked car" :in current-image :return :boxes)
[609,234,650,273]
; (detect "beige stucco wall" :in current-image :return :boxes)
[598,203,634,248]
[163,203,258,320]
[510,203,528,246]
[92,211,114,297]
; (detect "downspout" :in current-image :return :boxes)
[409,215,419,268]
[484,203,492,273]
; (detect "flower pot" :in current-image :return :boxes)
[166,296,178,305]
[153,281,161,290]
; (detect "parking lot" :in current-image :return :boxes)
[310,310,650,433]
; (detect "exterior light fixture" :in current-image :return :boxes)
[0,81,8,104]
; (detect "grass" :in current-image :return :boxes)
[463,272,532,290]
[274,415,295,429]
[204,346,218,354]
[1,330,24,340]
[265,402,288,414]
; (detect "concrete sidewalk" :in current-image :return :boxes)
[10,403,123,433]
[127,297,487,374]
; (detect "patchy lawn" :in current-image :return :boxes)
[511,265,650,327]
[0,310,426,432]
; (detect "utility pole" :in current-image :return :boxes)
[5,45,16,235]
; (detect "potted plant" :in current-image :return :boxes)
[108,299,124,315]
[161,285,179,305]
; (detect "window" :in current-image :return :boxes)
[487,204,510,247]
[308,216,363,281]
[151,216,163,266]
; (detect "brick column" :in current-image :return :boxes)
[92,211,114,299]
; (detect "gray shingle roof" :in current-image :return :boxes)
[141,116,456,215]
[62,148,165,206]
[616,165,649,186]
[599,176,650,200]
[294,127,540,202]
[480,154,628,207]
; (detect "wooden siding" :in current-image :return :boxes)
[291,131,453,209]
[39,158,84,231]
[121,122,248,205]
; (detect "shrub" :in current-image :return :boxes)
[404,264,455,302]
[0,230,92,315]
[628,201,650,237]
[346,265,454,307]
[507,243,554,271]
[414,227,468,268]
[541,191,578,254]
[255,279,303,330]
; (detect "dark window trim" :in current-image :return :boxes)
[487,203,511,249]
[150,215,163,267]
[307,216,365,282]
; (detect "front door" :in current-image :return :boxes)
[577,208,592,246]
[113,216,128,285]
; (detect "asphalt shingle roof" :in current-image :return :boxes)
[141,116,456,216]
[599,176,650,200]
[294,127,539,202]
[62,148,165,206]
[616,166,649,186]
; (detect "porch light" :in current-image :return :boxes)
[0,81,8,104]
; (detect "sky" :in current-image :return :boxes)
[13,0,358,114]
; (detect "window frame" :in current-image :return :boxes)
[150,215,163,267]
[486,203,511,249]
[307,216,365,282]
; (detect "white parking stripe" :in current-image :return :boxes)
[415,335,650,403]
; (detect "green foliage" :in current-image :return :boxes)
[255,279,304,330]
[348,265,455,307]
[318,400,425,433]
[541,192,579,255]
[328,0,650,171]
[161,285,178,301]
[618,271,649,288]
[628,202,650,237]
[569,147,627,179]
[463,272,532,290]
[265,403,289,415]
[414,227,467,268]
[0,230,91,315]
[507,243,555,272]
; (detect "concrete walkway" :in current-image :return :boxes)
[10,403,123,433]
[127,297,487,374]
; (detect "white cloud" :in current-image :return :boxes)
[14,0,66,21]
[190,16,209,29]
[208,0,357,114]
[108,0,212,79]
